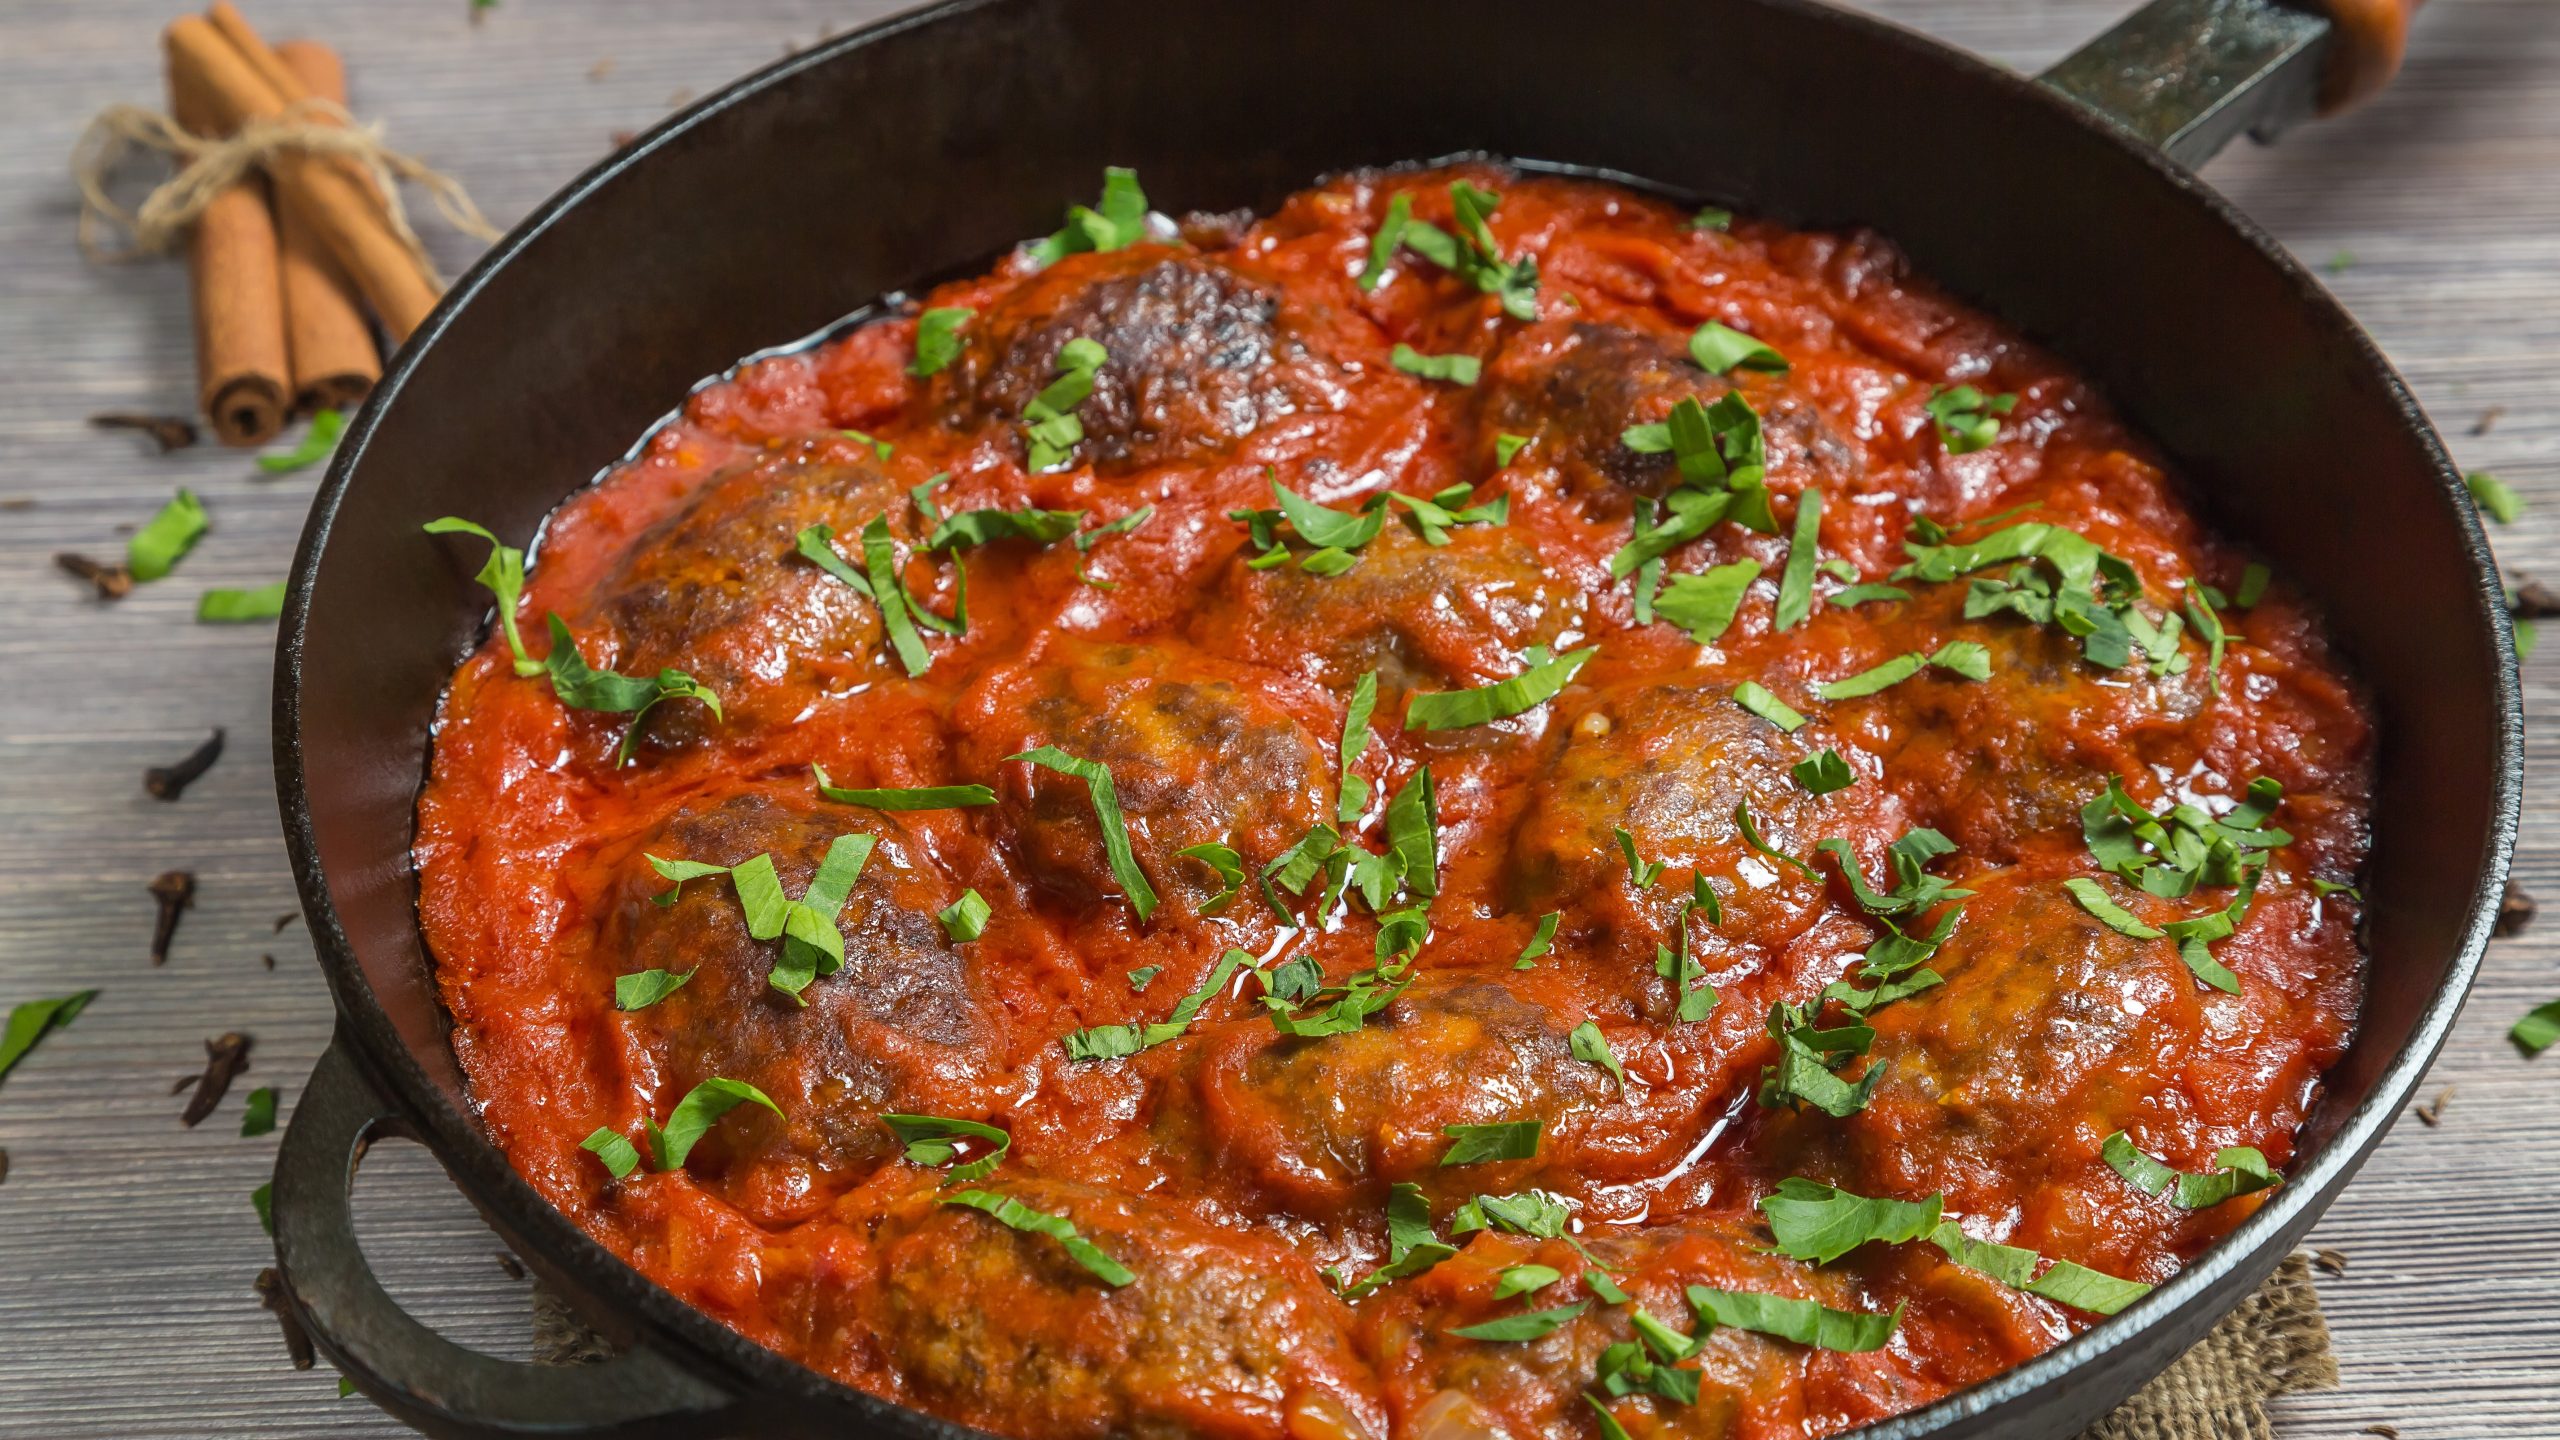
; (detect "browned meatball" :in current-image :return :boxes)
[938,247,1335,472]
[1754,868,2197,1217]
[583,445,909,739]
[954,638,1329,918]
[870,1178,1382,1440]
[1476,320,1859,501]
[1186,518,1585,697]
[1164,978,1614,1218]
[1369,1220,1929,1440]
[600,792,995,1224]
[1836,592,2204,862]
[1509,677,1838,935]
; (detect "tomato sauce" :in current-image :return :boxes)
[415,163,2371,1440]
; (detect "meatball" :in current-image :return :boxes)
[1370,1220,1928,1440]
[1186,517,1584,697]
[1509,677,1838,937]
[600,791,995,1223]
[1475,320,1859,501]
[583,446,909,738]
[1164,978,1614,1217]
[955,639,1329,917]
[1755,869,2196,1217]
[1835,592,2205,861]
[871,1178,1382,1440]
[939,247,1334,472]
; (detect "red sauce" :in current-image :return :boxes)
[416,164,2371,1440]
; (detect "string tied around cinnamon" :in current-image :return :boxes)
[71,96,499,280]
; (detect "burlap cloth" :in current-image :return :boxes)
[529,1250,2336,1438]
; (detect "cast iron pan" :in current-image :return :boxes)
[269,0,2516,1436]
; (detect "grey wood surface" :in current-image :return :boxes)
[0,1,2552,1435]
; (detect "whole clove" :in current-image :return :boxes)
[2496,879,2536,938]
[272,912,297,933]
[0,1147,10,1186]
[148,870,196,965]
[144,729,226,801]
[2471,406,2504,436]
[55,552,134,600]
[88,412,201,453]
[2416,1086,2454,1127]
[496,1253,527,1281]
[260,953,275,970]
[181,1032,253,1127]
[170,1074,199,1095]
[2312,1247,2349,1276]
[2510,576,2560,620]
[252,1267,316,1370]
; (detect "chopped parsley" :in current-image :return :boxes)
[1496,1264,1564,1299]
[1923,385,2016,454]
[255,408,345,473]
[1337,672,1379,823]
[942,1188,1135,1286]
[812,763,995,810]
[1441,1119,1542,1166]
[1333,1182,1457,1298]
[1065,947,1254,1059]
[860,516,938,675]
[1900,519,2161,671]
[1732,681,1807,733]
[1814,642,1989,699]
[1655,874,1724,1022]
[1391,343,1481,386]
[1616,827,1665,890]
[1174,842,1243,913]
[646,1077,783,1171]
[1570,1021,1629,1096]
[1927,1218,2152,1314]
[1733,800,1819,880]
[1689,206,1733,231]
[1357,192,1415,291]
[1654,559,1760,644]
[1773,488,1823,631]
[2063,876,2162,939]
[937,890,990,943]
[195,582,287,623]
[908,306,973,377]
[1127,965,1163,992]
[2103,1131,2280,1208]
[1404,645,1596,731]
[928,506,1085,552]
[2468,470,2524,525]
[613,967,694,1011]
[1684,1286,1900,1352]
[881,1112,1009,1184]
[1829,582,1910,608]
[579,1127,641,1180]
[1495,432,1533,466]
[0,989,97,1087]
[1380,180,1540,318]
[1517,911,1561,970]
[1791,749,1855,795]
[792,522,873,597]
[1390,484,1510,545]
[1028,166,1150,266]
[1689,320,1787,375]
[1010,745,1159,920]
[1448,1301,1590,1342]
[422,518,541,675]
[2512,998,2560,1057]
[1023,337,1109,472]
[1760,1178,1942,1264]
[540,614,723,765]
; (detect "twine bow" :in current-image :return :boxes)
[70,96,499,277]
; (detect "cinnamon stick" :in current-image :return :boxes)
[170,70,287,447]
[273,39,381,413]
[163,11,440,341]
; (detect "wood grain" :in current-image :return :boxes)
[0,2,2551,1436]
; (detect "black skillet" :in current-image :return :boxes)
[269,0,2516,1436]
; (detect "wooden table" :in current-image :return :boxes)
[0,1,2550,1435]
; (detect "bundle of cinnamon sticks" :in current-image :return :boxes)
[166,4,443,445]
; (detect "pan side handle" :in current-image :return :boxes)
[272,1036,740,1440]
[2041,0,2421,169]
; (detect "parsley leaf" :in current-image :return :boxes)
[1495,433,1532,466]
[1927,1218,2151,1314]
[1760,1178,1942,1264]
[1358,192,1414,291]
[1029,166,1150,266]
[1449,1301,1590,1342]
[255,408,346,474]
[1023,338,1109,472]
[129,486,209,576]
[2103,1131,2281,1208]
[1404,645,1596,731]
[1689,320,1787,375]
[1655,559,1760,643]
[1615,827,1665,891]
[1774,489,1823,631]
[1517,911,1561,970]
[1924,385,2016,454]
[613,967,695,1010]
[0,990,97,1087]
[1829,582,1910,608]
[1690,206,1733,231]
[1791,749,1855,795]
[942,1188,1135,1286]
[937,890,991,943]
[812,763,994,810]
[881,1112,1009,1184]
[1441,1120,1542,1166]
[2469,470,2524,525]
[540,614,723,766]
[909,306,974,378]
[2512,998,2560,1057]
[1391,344,1481,386]
[1814,643,1987,700]
[1685,1286,1901,1352]
[1570,1020,1629,1096]
[929,506,1085,552]
[579,1127,640,1180]
[1010,745,1159,919]
[423,518,542,675]
[196,582,287,622]
[1336,672,1379,823]
[1064,947,1254,1060]
[1497,1264,1565,1300]
[1173,842,1243,913]
[2063,876,2165,939]
[1334,1182,1458,1298]
[645,1077,783,1171]
[1732,681,1807,732]
[1389,484,1509,546]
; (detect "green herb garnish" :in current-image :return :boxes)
[909,306,974,377]
[255,409,345,474]
[2103,1131,2280,1208]
[1448,1301,1590,1342]
[1391,344,1481,387]
[1029,167,1149,266]
[937,890,991,943]
[613,967,695,1010]
[1685,1286,1900,1352]
[196,582,287,622]
[1791,749,1855,795]
[1923,385,2016,454]
[1689,321,1786,375]
[645,1077,783,1171]
[1732,680,1806,732]
[1441,1119,1542,1166]
[128,489,208,582]
[811,763,994,810]
[942,1188,1135,1286]
[1010,745,1158,920]
[1064,947,1254,1059]
[1404,645,1596,731]
[881,1112,1009,1184]
[1655,559,1759,644]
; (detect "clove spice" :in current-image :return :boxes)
[252,1267,316,1369]
[2415,1086,2454,1127]
[2496,879,2536,938]
[88,412,201,453]
[148,870,197,965]
[2510,575,2560,620]
[2312,1247,2348,1276]
[55,552,135,600]
[144,728,226,801]
[181,1031,253,1127]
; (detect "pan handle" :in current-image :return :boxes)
[272,1036,739,1439]
[2040,0,2422,169]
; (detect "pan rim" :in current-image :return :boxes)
[272,0,2521,1433]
